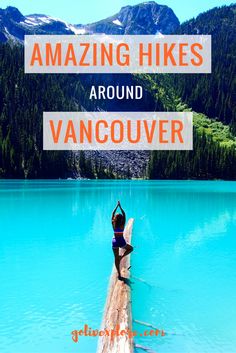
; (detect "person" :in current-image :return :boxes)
[111,201,133,279]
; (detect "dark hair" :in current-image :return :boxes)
[113,213,124,228]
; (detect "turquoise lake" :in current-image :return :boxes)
[0,180,236,353]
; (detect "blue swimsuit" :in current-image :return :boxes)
[112,228,127,249]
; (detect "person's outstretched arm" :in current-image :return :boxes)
[118,201,126,225]
[111,202,119,222]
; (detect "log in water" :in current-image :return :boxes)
[97,218,134,353]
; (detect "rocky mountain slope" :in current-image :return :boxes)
[81,2,179,34]
[0,6,83,43]
[0,2,179,43]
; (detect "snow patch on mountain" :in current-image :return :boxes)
[36,16,52,24]
[68,25,86,35]
[19,13,87,35]
[23,19,38,26]
[4,26,18,42]
[155,31,164,37]
[23,15,55,26]
[112,19,123,26]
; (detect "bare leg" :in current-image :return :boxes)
[113,248,121,278]
[121,244,133,260]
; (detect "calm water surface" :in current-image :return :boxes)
[0,180,236,353]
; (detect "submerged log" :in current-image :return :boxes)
[97,218,134,353]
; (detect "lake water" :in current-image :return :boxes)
[0,180,236,353]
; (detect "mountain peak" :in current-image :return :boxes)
[121,1,164,9]
[85,1,179,34]
[117,1,179,34]
[5,6,24,22]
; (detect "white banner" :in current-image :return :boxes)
[43,112,193,150]
[25,35,211,74]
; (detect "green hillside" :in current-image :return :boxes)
[135,74,236,179]
[173,4,236,131]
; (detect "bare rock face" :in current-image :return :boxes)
[84,1,180,34]
[84,150,150,178]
